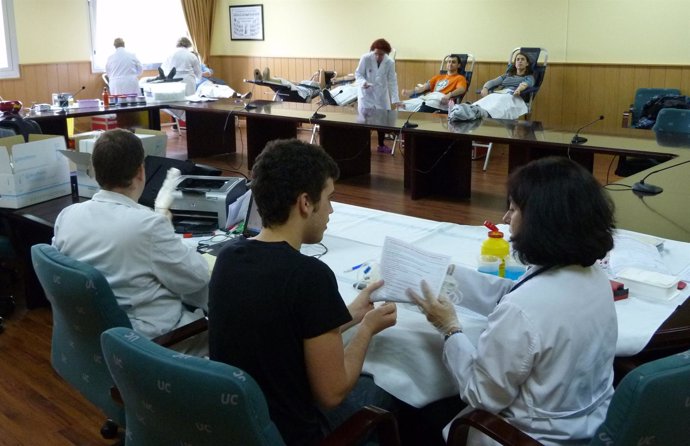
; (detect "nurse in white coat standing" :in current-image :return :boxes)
[105,38,143,96]
[355,38,401,153]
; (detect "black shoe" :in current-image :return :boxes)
[322,89,336,105]
[167,67,177,80]
[158,67,165,79]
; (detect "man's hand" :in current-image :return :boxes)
[480,87,489,98]
[407,280,460,334]
[360,302,397,336]
[348,280,382,324]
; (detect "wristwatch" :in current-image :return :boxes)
[444,328,463,341]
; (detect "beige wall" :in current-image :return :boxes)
[211,0,690,64]
[11,0,690,65]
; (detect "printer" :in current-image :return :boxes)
[169,175,247,233]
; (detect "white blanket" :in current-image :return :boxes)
[474,92,528,119]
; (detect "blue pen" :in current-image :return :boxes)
[344,262,366,273]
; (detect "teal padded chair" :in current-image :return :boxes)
[653,108,690,147]
[31,243,129,438]
[446,349,690,446]
[101,326,401,446]
[625,87,682,128]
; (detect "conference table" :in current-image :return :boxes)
[173,100,687,201]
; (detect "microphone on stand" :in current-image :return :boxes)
[58,86,86,113]
[71,85,86,99]
[631,159,690,196]
[311,90,343,120]
[571,115,604,144]
[401,101,423,129]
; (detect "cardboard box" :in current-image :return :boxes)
[72,128,167,157]
[0,135,71,208]
[143,82,186,103]
[92,114,118,131]
[63,129,168,198]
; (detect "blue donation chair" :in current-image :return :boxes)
[474,47,548,171]
[652,107,690,147]
[446,349,690,445]
[101,326,402,446]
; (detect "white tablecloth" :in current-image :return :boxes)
[318,203,690,407]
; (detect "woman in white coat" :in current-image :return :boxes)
[409,157,617,445]
[161,37,201,96]
[355,38,401,153]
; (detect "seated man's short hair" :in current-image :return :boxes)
[92,129,145,190]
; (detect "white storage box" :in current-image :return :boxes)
[59,150,98,198]
[616,267,680,301]
[72,129,167,157]
[143,82,186,103]
[0,135,71,208]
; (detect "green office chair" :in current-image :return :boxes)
[653,108,690,147]
[31,243,129,439]
[101,326,401,446]
[446,349,690,445]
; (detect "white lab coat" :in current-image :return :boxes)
[355,52,400,110]
[443,264,617,446]
[52,190,210,339]
[162,47,202,96]
[105,47,143,95]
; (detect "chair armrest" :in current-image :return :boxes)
[151,316,208,348]
[320,405,401,446]
[447,409,542,446]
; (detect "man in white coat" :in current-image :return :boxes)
[161,37,202,96]
[355,38,401,153]
[105,38,143,96]
[52,129,209,356]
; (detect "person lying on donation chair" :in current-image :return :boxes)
[400,55,468,113]
[449,52,534,121]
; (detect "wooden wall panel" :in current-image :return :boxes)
[3,59,688,137]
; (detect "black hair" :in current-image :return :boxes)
[92,129,145,190]
[507,157,615,267]
[251,139,339,228]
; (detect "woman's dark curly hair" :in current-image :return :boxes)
[507,157,615,267]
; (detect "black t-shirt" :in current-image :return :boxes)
[208,238,351,446]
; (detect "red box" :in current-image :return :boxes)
[91,114,118,131]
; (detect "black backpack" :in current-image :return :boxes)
[0,114,42,141]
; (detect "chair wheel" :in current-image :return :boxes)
[100,419,119,439]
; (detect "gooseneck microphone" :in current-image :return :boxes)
[631,159,690,195]
[71,86,86,98]
[402,102,423,129]
[311,90,343,119]
[571,115,604,144]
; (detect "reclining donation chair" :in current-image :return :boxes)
[653,107,690,147]
[475,47,548,171]
[446,349,690,446]
[246,71,337,103]
[31,244,208,439]
[101,326,401,446]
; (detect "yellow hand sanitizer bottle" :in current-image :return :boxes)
[481,220,510,277]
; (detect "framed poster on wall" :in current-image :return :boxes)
[230,4,264,41]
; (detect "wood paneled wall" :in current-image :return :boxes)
[211,55,690,134]
[3,58,689,136]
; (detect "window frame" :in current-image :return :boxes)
[0,0,20,79]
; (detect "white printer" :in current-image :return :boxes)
[169,175,247,233]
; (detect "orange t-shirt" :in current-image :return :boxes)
[429,73,468,95]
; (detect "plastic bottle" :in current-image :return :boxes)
[102,87,110,108]
[481,220,510,277]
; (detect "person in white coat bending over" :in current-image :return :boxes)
[161,37,202,96]
[409,156,617,445]
[355,38,401,153]
[105,38,143,95]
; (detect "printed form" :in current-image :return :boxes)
[371,236,451,303]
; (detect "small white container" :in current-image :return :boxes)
[616,267,679,301]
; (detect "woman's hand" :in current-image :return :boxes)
[480,87,489,98]
[406,280,461,334]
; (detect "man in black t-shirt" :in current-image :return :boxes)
[208,139,398,446]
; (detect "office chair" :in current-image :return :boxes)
[101,326,401,446]
[616,87,682,176]
[446,349,690,446]
[30,244,209,439]
[653,107,690,147]
[474,47,548,171]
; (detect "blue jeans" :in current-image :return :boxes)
[319,374,398,444]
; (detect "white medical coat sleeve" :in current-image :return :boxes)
[451,265,513,316]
